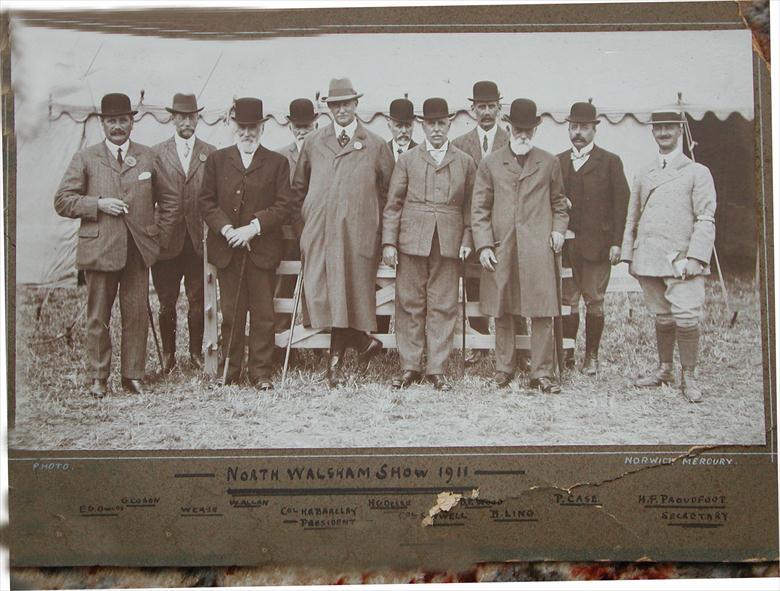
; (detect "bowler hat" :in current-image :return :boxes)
[165,93,204,114]
[566,102,600,124]
[321,78,363,103]
[286,98,317,124]
[503,98,542,128]
[388,98,415,123]
[648,110,685,124]
[231,97,264,125]
[468,80,502,103]
[420,98,453,120]
[97,93,137,117]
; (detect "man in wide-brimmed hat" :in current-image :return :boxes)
[556,101,630,375]
[291,77,395,388]
[151,93,216,373]
[621,110,716,403]
[471,98,569,394]
[452,81,524,367]
[199,97,294,391]
[54,92,179,397]
[382,98,476,391]
[386,98,417,163]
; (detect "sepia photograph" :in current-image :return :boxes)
[6,12,766,450]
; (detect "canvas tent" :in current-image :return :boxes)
[10,20,756,287]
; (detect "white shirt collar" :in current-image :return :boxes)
[658,143,683,167]
[477,124,498,152]
[391,139,411,154]
[333,118,358,140]
[425,139,449,164]
[571,141,594,158]
[105,138,130,160]
[174,133,194,151]
[294,138,304,152]
[236,143,259,168]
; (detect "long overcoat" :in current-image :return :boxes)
[471,145,569,318]
[620,152,716,277]
[54,140,179,271]
[153,135,216,259]
[291,122,395,332]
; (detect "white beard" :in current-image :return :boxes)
[510,137,533,155]
[236,135,260,154]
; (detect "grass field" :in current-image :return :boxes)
[9,272,767,449]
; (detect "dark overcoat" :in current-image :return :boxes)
[198,145,293,270]
[471,146,569,318]
[54,140,179,271]
[153,135,216,259]
[291,122,395,332]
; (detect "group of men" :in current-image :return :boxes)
[54,78,716,403]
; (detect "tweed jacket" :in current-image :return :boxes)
[152,135,216,259]
[54,140,179,272]
[557,144,630,261]
[382,143,476,258]
[620,152,717,277]
[471,145,569,318]
[387,139,418,162]
[277,141,300,184]
[198,144,294,271]
[452,125,510,165]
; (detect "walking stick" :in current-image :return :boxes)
[282,266,304,385]
[146,292,164,371]
[552,249,565,384]
[461,254,467,378]
[221,249,248,385]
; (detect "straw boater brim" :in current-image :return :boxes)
[321,78,363,103]
[647,110,685,124]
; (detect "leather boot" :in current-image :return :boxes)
[158,310,177,373]
[634,362,675,387]
[680,367,703,403]
[581,313,604,376]
[634,320,676,387]
[677,325,702,403]
[561,313,579,369]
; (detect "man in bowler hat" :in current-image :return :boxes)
[291,78,395,387]
[453,81,527,368]
[557,101,629,374]
[471,99,569,393]
[382,98,476,391]
[387,98,417,163]
[151,93,216,373]
[199,97,294,390]
[54,93,179,397]
[621,110,716,403]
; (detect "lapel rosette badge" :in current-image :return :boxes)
[124,155,136,167]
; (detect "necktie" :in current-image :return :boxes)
[662,159,667,169]
[117,147,124,165]
[183,142,191,158]
[338,130,350,148]
[482,134,489,153]
[397,148,403,156]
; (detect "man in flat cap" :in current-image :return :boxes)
[382,98,476,391]
[471,99,569,393]
[557,101,629,375]
[151,93,216,373]
[291,78,395,388]
[54,93,179,397]
[199,97,294,390]
[621,110,716,403]
[387,98,417,163]
[452,81,522,367]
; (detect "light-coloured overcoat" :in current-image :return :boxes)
[382,143,476,258]
[471,145,569,318]
[620,152,716,277]
[152,136,216,259]
[277,142,300,184]
[291,121,395,332]
[54,141,179,271]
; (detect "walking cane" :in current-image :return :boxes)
[221,249,248,385]
[552,249,565,384]
[461,254,467,378]
[146,292,164,371]
[282,266,304,385]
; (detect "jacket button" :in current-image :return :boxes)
[233,208,237,212]
[236,190,241,194]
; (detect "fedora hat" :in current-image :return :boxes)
[420,98,453,120]
[468,80,502,103]
[321,78,363,103]
[388,98,415,123]
[566,102,600,124]
[504,98,542,128]
[648,110,685,124]
[97,93,137,117]
[231,97,264,125]
[286,98,317,124]
[165,93,204,115]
